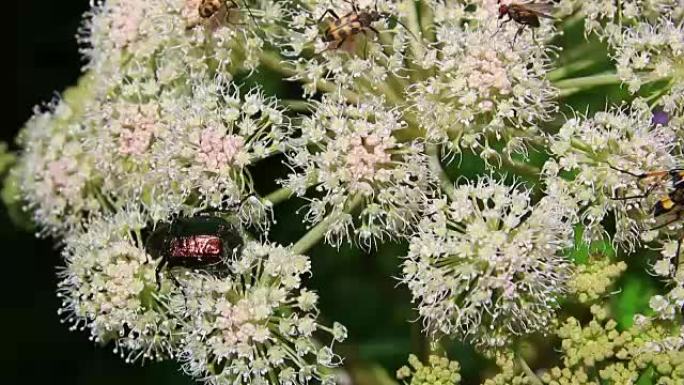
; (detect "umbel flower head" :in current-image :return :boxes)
[82,0,272,98]
[84,78,289,225]
[613,18,684,93]
[408,18,558,158]
[15,79,102,236]
[57,206,180,363]
[577,0,682,41]
[544,100,682,249]
[401,176,573,348]
[541,305,684,385]
[176,242,347,385]
[281,96,436,247]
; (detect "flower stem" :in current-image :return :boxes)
[427,144,457,200]
[547,59,598,82]
[502,157,541,179]
[291,195,364,255]
[263,187,293,206]
[554,73,622,94]
[281,99,313,112]
[516,354,544,385]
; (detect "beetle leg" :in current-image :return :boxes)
[611,184,657,201]
[674,237,682,278]
[155,257,167,290]
[647,210,683,231]
[317,9,340,24]
[169,271,191,312]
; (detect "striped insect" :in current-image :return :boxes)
[495,1,555,45]
[317,0,417,51]
[611,165,684,276]
[192,0,260,30]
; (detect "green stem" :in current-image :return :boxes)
[554,73,622,91]
[291,195,364,255]
[281,99,313,112]
[263,187,293,206]
[258,50,296,77]
[548,59,598,82]
[516,354,544,385]
[426,144,457,200]
[502,157,541,179]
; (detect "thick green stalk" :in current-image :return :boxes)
[291,195,364,255]
[554,73,623,91]
[263,187,293,206]
[548,59,598,82]
[517,355,544,385]
[426,144,457,200]
[502,157,541,179]
[281,99,313,112]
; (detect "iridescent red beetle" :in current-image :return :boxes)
[146,214,244,289]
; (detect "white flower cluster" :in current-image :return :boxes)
[544,101,682,249]
[282,96,436,247]
[613,18,684,93]
[84,79,290,223]
[401,176,573,347]
[576,0,682,41]
[408,23,557,156]
[177,242,346,385]
[15,80,101,236]
[57,207,179,363]
[83,0,269,94]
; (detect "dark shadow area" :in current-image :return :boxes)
[7,2,192,383]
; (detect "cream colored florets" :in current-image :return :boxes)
[401,176,573,348]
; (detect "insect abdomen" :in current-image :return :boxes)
[170,235,223,261]
[199,0,222,18]
[325,16,362,42]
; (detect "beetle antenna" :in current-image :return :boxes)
[608,164,646,178]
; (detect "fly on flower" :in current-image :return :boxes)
[146,212,244,290]
[495,0,555,45]
[611,165,684,276]
[317,0,418,52]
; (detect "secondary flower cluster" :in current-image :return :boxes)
[401,176,573,347]
[57,204,346,384]
[544,101,682,250]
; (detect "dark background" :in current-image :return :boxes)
[8,2,193,383]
